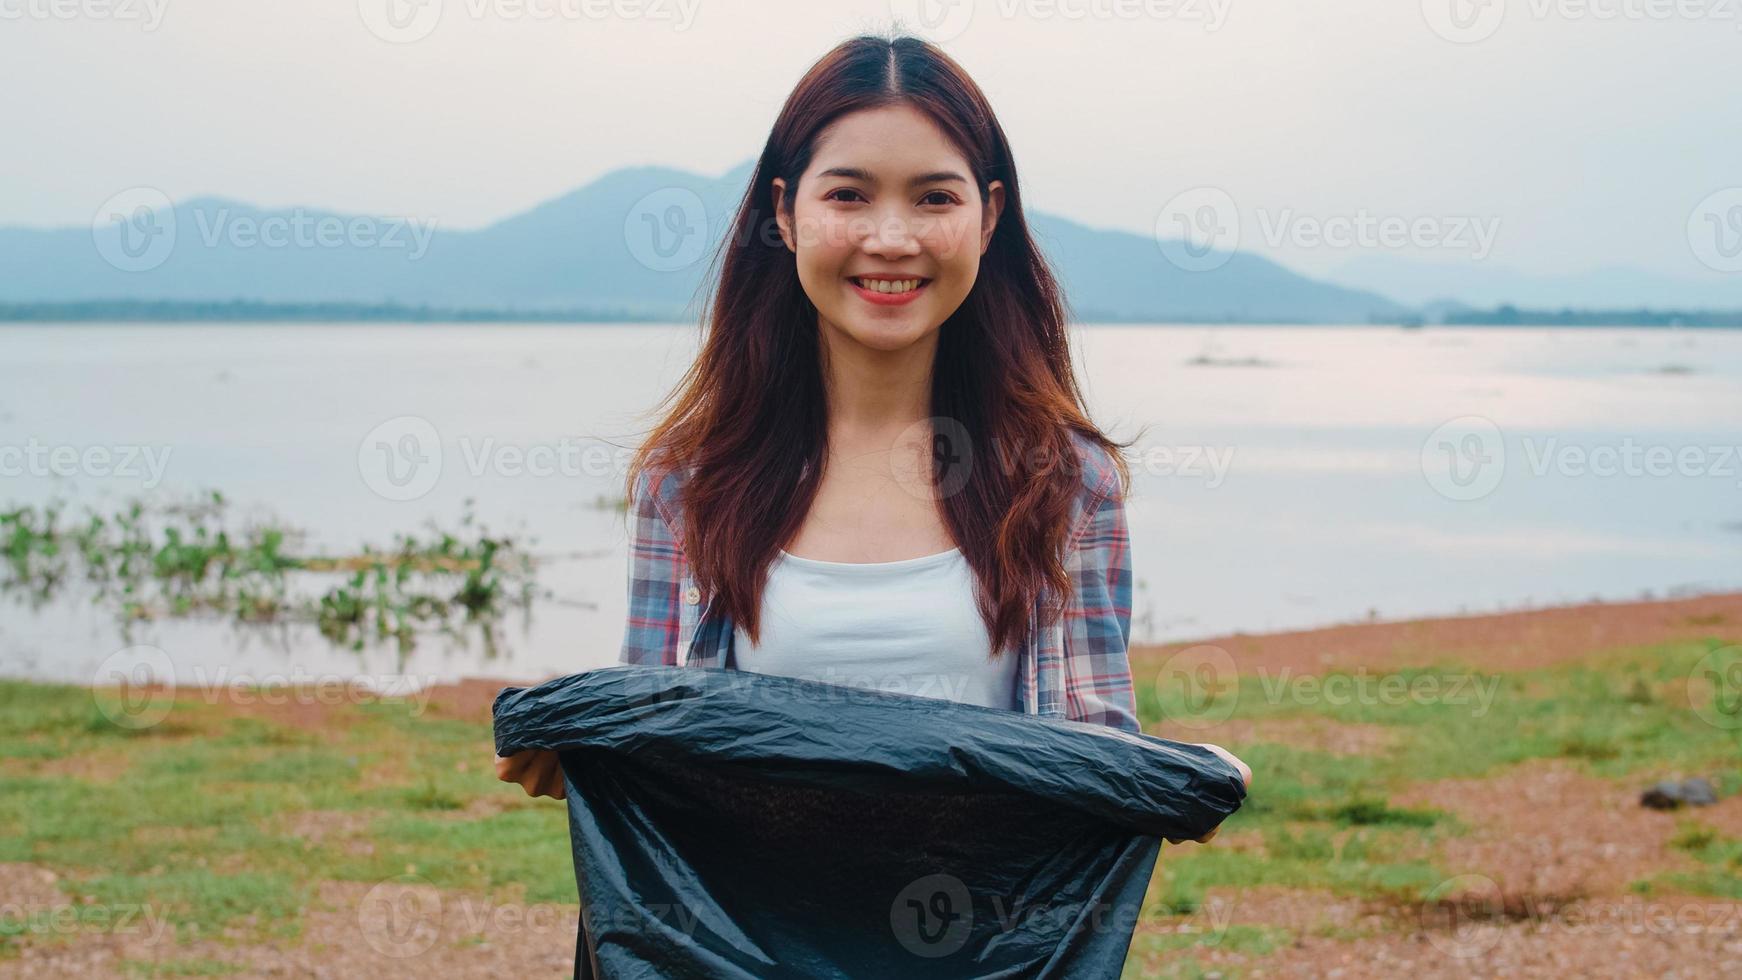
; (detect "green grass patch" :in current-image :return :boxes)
[79,868,304,940]
[1130,634,1742,922]
[1137,639,1742,786]
[122,958,244,977]
[1319,798,1444,828]
[357,807,575,902]
[2,630,1737,962]
[1150,846,1446,916]
[0,688,571,948]
[1130,923,1288,957]
[1121,952,1246,980]
[1652,819,1742,900]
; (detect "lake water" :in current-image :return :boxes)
[3,323,1739,688]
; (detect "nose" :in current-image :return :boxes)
[858,211,922,260]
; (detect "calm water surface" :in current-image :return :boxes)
[2,323,1738,686]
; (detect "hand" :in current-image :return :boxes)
[494,748,566,800]
[1164,742,1252,845]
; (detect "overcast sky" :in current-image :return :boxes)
[2,0,1737,282]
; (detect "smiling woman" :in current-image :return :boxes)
[772,110,1002,341]
[496,30,1250,835]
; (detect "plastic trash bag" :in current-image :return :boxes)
[492,664,1247,979]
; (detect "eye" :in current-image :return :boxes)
[824,188,866,204]
[920,191,960,207]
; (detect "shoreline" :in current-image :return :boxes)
[405,589,1742,718]
[1127,588,1742,675]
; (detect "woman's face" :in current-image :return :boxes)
[773,104,1004,356]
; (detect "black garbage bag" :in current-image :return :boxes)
[492,664,1247,980]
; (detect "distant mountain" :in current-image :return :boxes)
[0,161,1407,323]
[1323,254,1741,311]
[1030,213,1405,323]
[1442,305,1742,327]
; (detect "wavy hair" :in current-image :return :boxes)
[625,32,1136,656]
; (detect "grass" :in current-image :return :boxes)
[121,959,245,977]
[1126,633,1742,965]
[1120,924,1289,980]
[1629,817,1742,900]
[0,678,572,955]
[1,632,1738,970]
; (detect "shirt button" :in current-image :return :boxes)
[683,586,701,605]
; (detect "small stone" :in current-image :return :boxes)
[1639,777,1720,809]
[1641,781,1684,809]
[1679,777,1718,807]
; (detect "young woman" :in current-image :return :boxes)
[497,33,1251,843]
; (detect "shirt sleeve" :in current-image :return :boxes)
[618,467,683,666]
[1062,483,1141,734]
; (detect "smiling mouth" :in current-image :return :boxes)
[848,276,931,296]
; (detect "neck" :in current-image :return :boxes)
[817,318,938,444]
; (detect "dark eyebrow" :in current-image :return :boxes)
[816,166,969,187]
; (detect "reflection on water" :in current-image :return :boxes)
[2,322,1739,686]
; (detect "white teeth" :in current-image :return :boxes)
[854,278,922,294]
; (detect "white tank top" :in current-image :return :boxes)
[731,546,1019,711]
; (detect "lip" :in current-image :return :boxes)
[847,276,931,306]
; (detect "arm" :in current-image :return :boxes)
[1074,483,1254,841]
[1066,485,1254,840]
[619,467,683,666]
[496,467,684,800]
[1062,484,1142,734]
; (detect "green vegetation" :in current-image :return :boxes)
[1137,640,1742,786]
[0,678,572,954]
[121,958,245,977]
[1127,635,1741,968]
[0,492,540,654]
[1631,817,1742,900]
[1,634,1736,971]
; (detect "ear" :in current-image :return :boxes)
[980,180,1005,255]
[771,177,795,253]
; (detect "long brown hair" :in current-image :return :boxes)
[625,32,1135,656]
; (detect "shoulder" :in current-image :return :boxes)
[1067,429,1124,519]
[630,459,691,549]
[1061,430,1129,568]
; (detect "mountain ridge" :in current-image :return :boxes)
[0,160,1511,323]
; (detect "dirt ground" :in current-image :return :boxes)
[5,592,1740,978]
[1127,590,1742,676]
[1120,592,1742,978]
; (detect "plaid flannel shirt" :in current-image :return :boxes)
[617,432,1139,733]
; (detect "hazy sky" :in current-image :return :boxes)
[2,0,1737,283]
